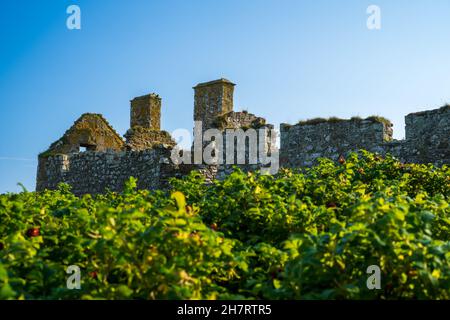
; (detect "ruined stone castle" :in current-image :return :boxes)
[36,78,450,195]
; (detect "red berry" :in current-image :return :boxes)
[326,202,337,208]
[89,271,98,279]
[210,223,218,231]
[26,228,40,238]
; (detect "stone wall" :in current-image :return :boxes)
[37,147,174,196]
[37,78,277,195]
[37,148,272,196]
[403,105,450,165]
[124,127,175,151]
[42,113,125,156]
[214,111,267,130]
[280,117,392,167]
[36,76,449,195]
[280,106,450,167]
[37,105,449,196]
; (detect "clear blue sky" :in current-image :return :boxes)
[1,0,450,193]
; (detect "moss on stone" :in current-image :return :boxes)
[39,150,57,158]
[366,115,392,126]
[297,115,392,126]
[39,150,67,158]
[297,117,329,125]
[328,117,346,123]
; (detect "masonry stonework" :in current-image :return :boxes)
[36,79,450,195]
[38,148,169,195]
[193,78,235,131]
[130,93,161,130]
[125,93,175,151]
[280,118,393,167]
[280,105,449,168]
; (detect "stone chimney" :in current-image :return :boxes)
[130,93,161,131]
[193,78,235,130]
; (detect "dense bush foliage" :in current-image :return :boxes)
[1,151,449,299]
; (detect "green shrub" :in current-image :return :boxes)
[0,151,449,299]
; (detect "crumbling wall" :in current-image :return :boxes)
[403,105,450,165]
[280,106,450,167]
[124,127,175,151]
[214,111,267,130]
[36,76,450,196]
[36,113,126,192]
[37,147,174,196]
[41,113,125,156]
[280,118,393,167]
[36,147,273,195]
